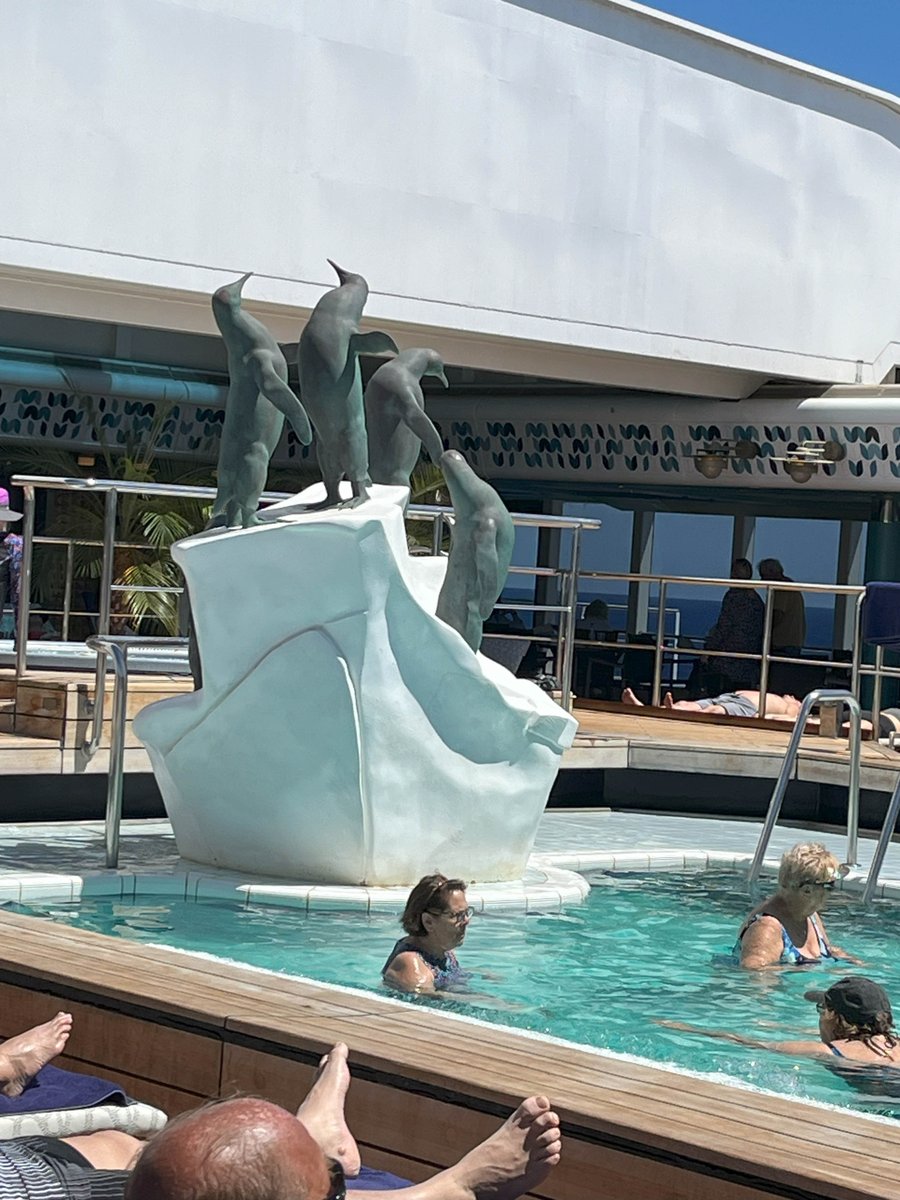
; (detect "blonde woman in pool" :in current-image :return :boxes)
[735,842,858,969]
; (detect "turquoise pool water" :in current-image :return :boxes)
[17,870,900,1118]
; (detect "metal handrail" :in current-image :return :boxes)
[84,634,189,867]
[747,689,862,888]
[12,474,599,712]
[862,770,900,903]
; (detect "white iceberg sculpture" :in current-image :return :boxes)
[134,485,577,885]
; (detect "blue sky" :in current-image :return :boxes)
[639,0,899,95]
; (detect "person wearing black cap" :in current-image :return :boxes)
[659,977,900,1068]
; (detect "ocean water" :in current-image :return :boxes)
[17,870,900,1119]
[501,589,835,648]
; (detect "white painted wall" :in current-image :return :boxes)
[2,0,900,393]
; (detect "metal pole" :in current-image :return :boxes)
[850,592,864,699]
[14,485,35,677]
[431,511,444,555]
[558,526,582,711]
[84,642,108,758]
[747,692,817,886]
[845,696,862,867]
[104,642,129,868]
[651,581,668,706]
[62,541,74,642]
[757,586,774,718]
[871,644,885,741]
[862,772,900,904]
[98,489,117,636]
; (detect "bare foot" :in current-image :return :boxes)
[296,1043,361,1178]
[621,687,642,706]
[0,1012,73,1096]
[429,1096,561,1200]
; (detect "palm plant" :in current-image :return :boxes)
[405,460,448,554]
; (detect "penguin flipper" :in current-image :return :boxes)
[400,394,444,464]
[350,330,399,358]
[474,518,503,619]
[249,351,313,445]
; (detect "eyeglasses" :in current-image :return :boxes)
[429,906,475,925]
[798,878,836,890]
[815,1001,829,1014]
[324,1158,346,1200]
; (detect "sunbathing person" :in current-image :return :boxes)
[382,873,473,993]
[0,1042,564,1200]
[735,842,856,969]
[622,686,802,719]
[660,977,900,1076]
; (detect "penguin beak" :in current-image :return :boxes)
[327,259,351,285]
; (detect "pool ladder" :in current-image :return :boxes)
[83,634,189,868]
[747,688,900,902]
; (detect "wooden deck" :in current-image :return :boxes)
[569,703,900,792]
[2,908,900,1199]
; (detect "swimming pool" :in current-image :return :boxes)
[16,869,900,1118]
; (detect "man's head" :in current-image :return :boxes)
[758,558,784,581]
[731,558,752,580]
[126,1097,339,1200]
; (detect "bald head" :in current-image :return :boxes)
[126,1097,331,1200]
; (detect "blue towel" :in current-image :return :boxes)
[349,1165,412,1190]
[861,582,900,649]
[0,1064,127,1115]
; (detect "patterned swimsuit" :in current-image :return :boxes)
[382,938,469,989]
[736,912,835,964]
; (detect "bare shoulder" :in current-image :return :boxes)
[383,950,435,993]
[740,914,784,967]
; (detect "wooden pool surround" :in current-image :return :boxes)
[2,911,900,1199]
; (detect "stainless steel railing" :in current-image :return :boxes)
[11,474,900,725]
[84,634,189,867]
[11,474,601,711]
[747,690,862,889]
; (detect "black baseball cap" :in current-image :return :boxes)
[804,977,893,1026]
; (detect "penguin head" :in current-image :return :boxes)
[212,273,252,317]
[327,259,367,295]
[422,352,449,388]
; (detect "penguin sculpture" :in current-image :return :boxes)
[208,274,312,529]
[435,450,515,653]
[297,261,397,507]
[364,348,447,488]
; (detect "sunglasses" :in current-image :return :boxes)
[429,906,475,925]
[324,1158,346,1200]
[798,878,835,890]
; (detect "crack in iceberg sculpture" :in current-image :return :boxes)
[134,485,577,885]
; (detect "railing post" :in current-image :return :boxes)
[14,485,35,677]
[98,488,117,636]
[651,580,668,706]
[431,511,444,555]
[850,592,865,700]
[558,526,582,711]
[845,697,861,867]
[757,586,774,717]
[62,540,74,641]
[105,642,129,868]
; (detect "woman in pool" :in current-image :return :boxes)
[661,977,900,1071]
[735,842,856,969]
[382,873,473,994]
